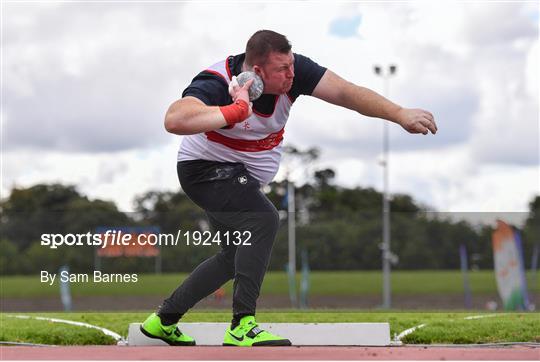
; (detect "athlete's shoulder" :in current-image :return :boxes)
[293,52,319,67]
[289,53,327,101]
[182,55,237,106]
[204,54,244,82]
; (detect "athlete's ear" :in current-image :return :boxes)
[252,65,263,78]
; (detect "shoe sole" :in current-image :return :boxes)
[223,339,292,347]
[139,325,196,346]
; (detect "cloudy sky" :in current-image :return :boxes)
[2,1,539,225]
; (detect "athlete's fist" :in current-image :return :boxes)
[396,108,437,135]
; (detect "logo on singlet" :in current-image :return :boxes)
[238,175,248,184]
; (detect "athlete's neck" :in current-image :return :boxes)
[241,62,254,72]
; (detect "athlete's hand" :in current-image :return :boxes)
[229,76,253,117]
[396,108,437,135]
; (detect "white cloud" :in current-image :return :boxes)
[525,39,538,97]
[2,140,182,211]
[2,1,538,220]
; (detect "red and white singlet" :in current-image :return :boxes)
[177,58,293,186]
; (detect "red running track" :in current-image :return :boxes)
[1,346,539,360]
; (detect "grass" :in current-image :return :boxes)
[2,270,538,298]
[1,311,538,345]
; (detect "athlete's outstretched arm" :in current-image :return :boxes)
[311,70,437,135]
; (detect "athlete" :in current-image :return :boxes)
[140,30,437,347]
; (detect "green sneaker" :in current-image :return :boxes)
[223,316,291,346]
[140,313,196,346]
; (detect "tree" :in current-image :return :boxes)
[133,190,216,272]
[0,184,82,248]
[0,184,131,274]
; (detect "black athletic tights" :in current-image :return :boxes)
[158,160,279,324]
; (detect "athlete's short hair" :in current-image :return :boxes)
[245,30,292,66]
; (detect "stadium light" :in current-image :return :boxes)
[373,64,397,309]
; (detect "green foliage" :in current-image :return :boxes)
[0,183,129,249]
[132,190,217,272]
[0,240,19,274]
[1,181,538,274]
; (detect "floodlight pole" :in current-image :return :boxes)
[288,179,297,307]
[374,64,397,309]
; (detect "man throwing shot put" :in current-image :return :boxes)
[141,30,437,347]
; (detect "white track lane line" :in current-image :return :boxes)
[396,323,427,341]
[5,314,126,343]
[396,313,504,343]
[464,314,498,320]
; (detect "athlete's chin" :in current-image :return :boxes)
[265,84,293,95]
[280,84,293,93]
